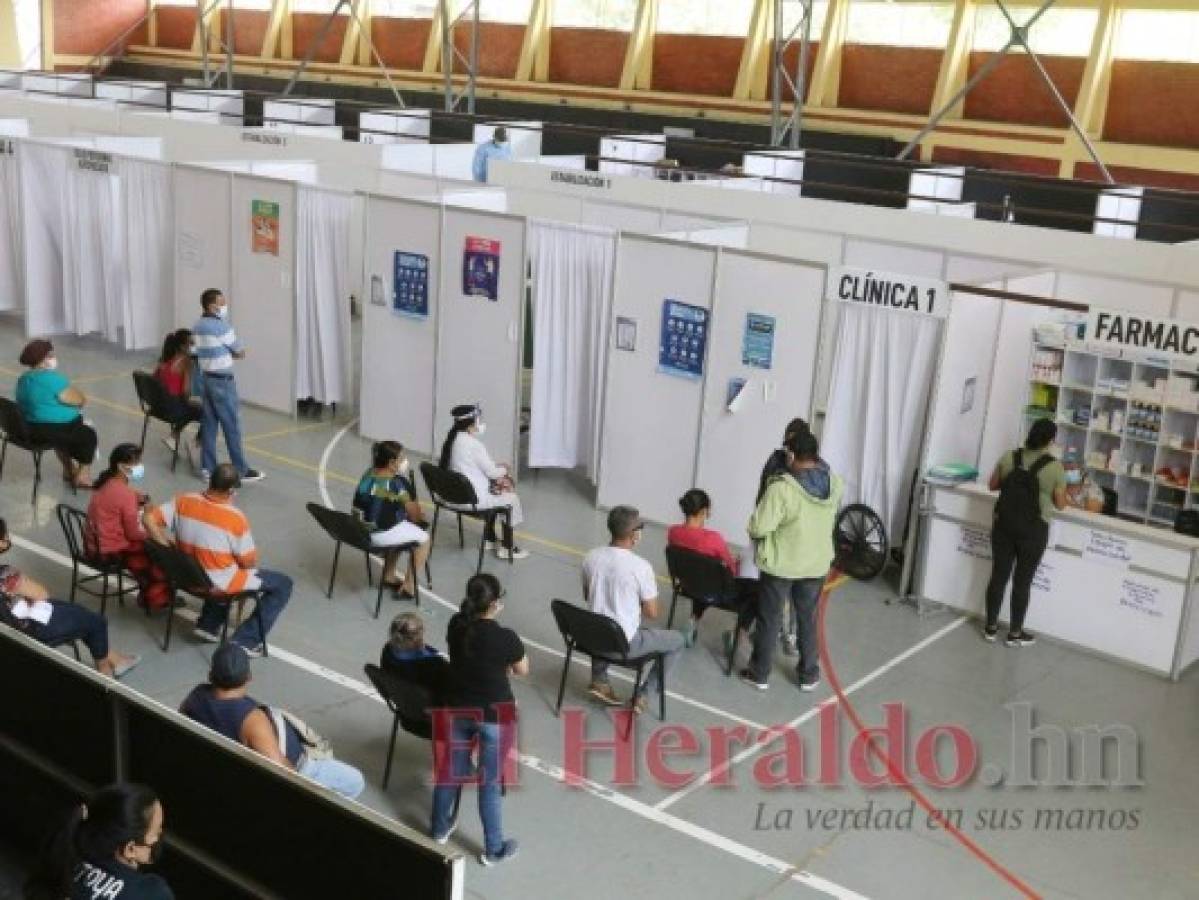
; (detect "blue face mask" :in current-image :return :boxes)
[1065,469,1082,485]
[128,463,146,482]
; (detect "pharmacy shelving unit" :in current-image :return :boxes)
[1027,337,1199,527]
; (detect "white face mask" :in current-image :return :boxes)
[127,463,146,482]
[475,422,487,437]
[215,305,229,319]
[44,357,58,370]
[398,459,411,477]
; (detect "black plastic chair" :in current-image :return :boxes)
[0,397,60,504]
[305,503,422,619]
[550,599,667,739]
[364,662,443,789]
[419,462,512,578]
[132,370,195,472]
[144,541,267,654]
[55,504,138,616]
[664,546,755,676]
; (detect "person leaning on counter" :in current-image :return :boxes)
[1061,449,1105,513]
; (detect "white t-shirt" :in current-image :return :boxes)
[582,545,657,641]
[449,431,505,504]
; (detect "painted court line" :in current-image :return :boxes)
[8,529,868,900]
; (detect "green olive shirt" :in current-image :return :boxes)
[995,449,1067,523]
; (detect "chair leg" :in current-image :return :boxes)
[100,570,110,618]
[69,562,80,607]
[326,541,341,599]
[475,521,487,575]
[364,549,373,587]
[162,595,175,652]
[409,549,420,608]
[31,450,41,505]
[457,514,465,548]
[382,713,401,789]
[667,590,679,629]
[374,572,386,620]
[0,437,7,480]
[726,619,741,677]
[658,654,667,722]
[624,666,645,741]
[503,512,514,567]
[170,428,181,472]
[256,605,269,658]
[554,644,573,715]
[139,413,150,452]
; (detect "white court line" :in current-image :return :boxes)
[653,616,970,812]
[8,529,868,900]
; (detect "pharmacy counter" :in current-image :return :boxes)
[911,480,1199,679]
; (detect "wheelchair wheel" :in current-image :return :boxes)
[834,504,888,581]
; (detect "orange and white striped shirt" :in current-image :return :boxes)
[151,493,260,593]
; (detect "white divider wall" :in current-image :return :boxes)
[361,196,441,455]
[173,166,232,331]
[694,251,825,538]
[20,141,70,336]
[0,139,22,311]
[230,175,297,415]
[434,207,526,467]
[597,235,717,524]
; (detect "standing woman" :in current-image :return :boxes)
[353,440,431,598]
[154,328,203,454]
[439,404,529,561]
[25,783,172,900]
[430,574,526,866]
[86,444,171,611]
[15,339,98,488]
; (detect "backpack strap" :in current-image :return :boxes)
[1012,448,1024,470]
[1029,453,1054,476]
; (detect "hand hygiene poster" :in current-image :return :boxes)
[742,312,776,369]
[393,251,430,319]
[659,299,708,379]
[251,199,280,256]
[463,237,501,301]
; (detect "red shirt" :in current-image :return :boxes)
[155,361,185,398]
[87,477,145,555]
[666,524,739,575]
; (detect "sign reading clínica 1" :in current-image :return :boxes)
[826,265,948,318]
[1085,307,1199,364]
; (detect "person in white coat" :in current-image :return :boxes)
[439,404,529,561]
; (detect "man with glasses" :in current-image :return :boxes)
[582,505,684,715]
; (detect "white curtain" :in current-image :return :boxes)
[122,159,173,350]
[63,162,126,342]
[528,220,616,478]
[19,143,70,337]
[0,149,21,312]
[295,186,351,405]
[822,304,943,540]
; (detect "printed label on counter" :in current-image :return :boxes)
[1083,529,1132,570]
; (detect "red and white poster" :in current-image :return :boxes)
[462,236,501,301]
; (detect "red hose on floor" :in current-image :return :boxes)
[816,574,1041,899]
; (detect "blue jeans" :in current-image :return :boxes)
[196,569,292,649]
[431,717,510,855]
[26,600,108,661]
[200,374,248,475]
[299,755,365,799]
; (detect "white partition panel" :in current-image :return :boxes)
[95,80,168,109]
[173,166,232,331]
[695,252,825,538]
[0,141,21,311]
[230,175,297,414]
[0,118,30,136]
[361,196,441,455]
[581,201,661,232]
[597,236,717,525]
[359,108,431,145]
[1055,270,1174,316]
[20,142,70,336]
[434,208,526,467]
[843,238,945,278]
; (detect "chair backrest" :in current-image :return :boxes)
[55,503,103,564]
[363,663,437,739]
[144,540,214,595]
[665,545,734,604]
[419,462,480,507]
[132,370,172,421]
[550,599,630,659]
[0,397,32,443]
[305,502,373,552]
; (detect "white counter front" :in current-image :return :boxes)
[912,480,1199,678]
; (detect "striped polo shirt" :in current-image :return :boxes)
[192,313,244,375]
[151,493,260,593]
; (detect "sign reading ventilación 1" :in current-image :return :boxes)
[1086,307,1199,363]
[825,265,949,319]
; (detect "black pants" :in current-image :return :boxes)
[749,574,824,683]
[161,396,203,435]
[692,577,759,622]
[28,417,97,466]
[984,519,1049,633]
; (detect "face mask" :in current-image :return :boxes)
[1065,469,1082,485]
[127,463,146,482]
[475,422,487,437]
[214,305,228,319]
[398,459,411,477]
[44,357,58,370]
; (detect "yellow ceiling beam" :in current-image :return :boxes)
[619,0,657,91]
[191,0,222,55]
[147,0,158,48]
[929,0,977,121]
[40,0,54,68]
[734,0,773,101]
[422,1,445,73]
[260,0,291,59]
[339,0,364,66]
[1074,0,1117,137]
[807,0,849,108]
[516,0,552,82]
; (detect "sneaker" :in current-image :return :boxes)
[982,624,998,643]
[482,540,499,551]
[198,469,211,483]
[239,643,265,658]
[738,669,768,691]
[240,468,266,483]
[799,675,821,692]
[112,654,142,680]
[480,839,519,867]
[193,626,221,644]
[781,634,799,657]
[1005,630,1036,647]
[495,546,529,561]
[588,682,622,706]
[432,806,459,845]
[161,435,179,454]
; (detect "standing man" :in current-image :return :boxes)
[743,429,842,692]
[193,288,264,483]
[145,464,291,656]
[983,418,1067,646]
[583,506,685,714]
[472,126,512,183]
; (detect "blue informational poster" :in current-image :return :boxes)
[742,312,776,369]
[658,299,709,379]
[462,236,501,301]
[392,251,429,319]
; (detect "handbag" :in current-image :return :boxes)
[269,707,335,762]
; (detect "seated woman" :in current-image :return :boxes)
[667,489,758,647]
[380,612,450,738]
[87,444,171,611]
[154,328,203,454]
[0,517,140,679]
[439,404,528,561]
[15,339,97,488]
[353,441,431,598]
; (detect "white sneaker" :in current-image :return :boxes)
[496,546,529,561]
[193,627,221,644]
[483,540,499,551]
[161,435,179,454]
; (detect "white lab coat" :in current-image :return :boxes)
[449,431,524,526]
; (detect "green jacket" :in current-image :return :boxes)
[747,468,843,579]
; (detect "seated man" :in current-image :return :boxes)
[181,644,364,799]
[583,505,685,715]
[144,464,291,656]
